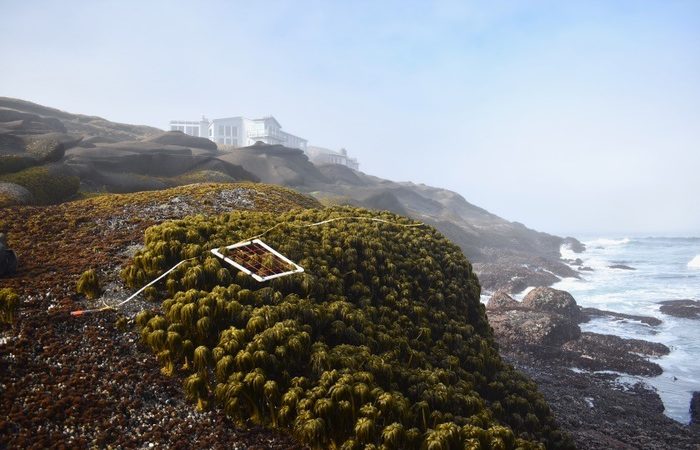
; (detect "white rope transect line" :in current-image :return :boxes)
[70,216,423,316]
[245,216,424,243]
[70,258,196,316]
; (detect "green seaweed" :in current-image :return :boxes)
[76,269,101,299]
[0,288,20,324]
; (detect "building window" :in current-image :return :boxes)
[209,128,213,137]
[219,125,224,136]
[225,125,232,136]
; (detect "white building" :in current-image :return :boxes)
[306,146,360,171]
[169,115,307,151]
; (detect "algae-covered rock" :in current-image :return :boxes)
[126,206,574,449]
[0,164,79,205]
[0,181,33,207]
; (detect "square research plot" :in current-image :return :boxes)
[211,239,304,282]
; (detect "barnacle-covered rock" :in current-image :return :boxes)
[127,206,574,449]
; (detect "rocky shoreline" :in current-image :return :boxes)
[486,287,700,449]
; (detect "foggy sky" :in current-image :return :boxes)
[1,1,698,236]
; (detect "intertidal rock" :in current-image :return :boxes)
[475,263,561,295]
[488,308,582,347]
[487,289,668,377]
[582,307,662,326]
[690,392,700,425]
[486,290,581,346]
[658,300,700,320]
[608,264,636,270]
[561,333,669,376]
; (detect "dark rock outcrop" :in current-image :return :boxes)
[659,300,700,320]
[609,264,636,270]
[691,392,700,425]
[582,307,662,326]
[509,357,698,449]
[471,261,565,294]
[561,333,669,376]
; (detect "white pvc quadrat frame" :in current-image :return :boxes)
[211,238,304,282]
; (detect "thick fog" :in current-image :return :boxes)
[1,1,698,236]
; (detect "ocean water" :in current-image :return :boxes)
[552,236,700,424]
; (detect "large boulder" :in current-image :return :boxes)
[488,308,581,347]
[486,289,520,309]
[0,182,33,206]
[522,286,584,323]
[486,290,581,346]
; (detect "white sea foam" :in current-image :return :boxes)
[688,254,700,268]
[559,243,579,261]
[584,237,631,247]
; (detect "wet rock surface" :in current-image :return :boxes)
[488,288,700,448]
[658,299,700,320]
[505,355,699,449]
[691,392,700,425]
[608,264,636,270]
[582,307,663,326]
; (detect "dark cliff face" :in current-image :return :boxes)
[0,96,582,292]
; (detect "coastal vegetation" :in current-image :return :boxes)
[125,206,573,449]
[76,269,102,300]
[0,288,19,324]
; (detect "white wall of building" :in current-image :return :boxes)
[171,115,308,150]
